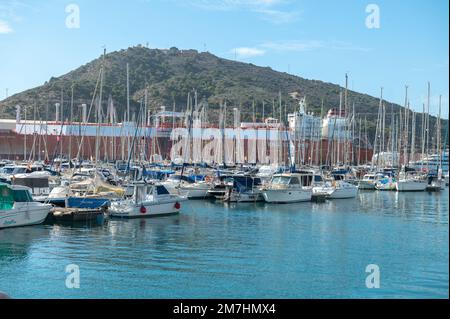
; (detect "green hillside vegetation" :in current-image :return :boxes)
[0,45,446,146]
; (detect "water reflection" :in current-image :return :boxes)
[0,225,51,261]
[0,190,448,298]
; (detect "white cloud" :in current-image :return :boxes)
[261,40,324,52]
[182,0,299,24]
[230,39,371,60]
[233,47,266,58]
[186,0,284,10]
[260,40,371,52]
[0,20,13,34]
[0,0,31,22]
[254,8,299,24]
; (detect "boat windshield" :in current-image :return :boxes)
[12,167,29,174]
[271,176,291,185]
[156,185,170,195]
[13,189,33,202]
[0,167,15,174]
[0,184,14,209]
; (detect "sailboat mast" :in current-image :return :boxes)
[69,84,74,163]
[126,63,131,160]
[344,73,348,166]
[337,90,342,165]
[411,110,416,164]
[437,95,442,175]
[425,82,431,170]
[403,86,409,166]
[60,88,64,161]
[95,49,106,165]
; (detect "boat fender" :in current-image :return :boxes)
[140,206,147,214]
[174,202,181,209]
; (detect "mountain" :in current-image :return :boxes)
[0,45,445,145]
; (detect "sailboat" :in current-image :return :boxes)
[395,168,427,192]
[358,172,385,190]
[395,84,429,192]
[315,177,358,199]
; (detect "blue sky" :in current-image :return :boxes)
[0,0,448,118]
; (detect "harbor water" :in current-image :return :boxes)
[0,190,448,299]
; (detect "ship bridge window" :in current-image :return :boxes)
[300,175,313,186]
[289,177,300,185]
[314,175,323,182]
[271,176,290,185]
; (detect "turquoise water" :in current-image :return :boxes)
[0,190,448,299]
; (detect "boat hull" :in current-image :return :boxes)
[263,188,312,203]
[358,180,376,190]
[225,190,264,202]
[163,182,211,199]
[46,197,110,209]
[327,187,358,199]
[109,197,186,218]
[0,204,52,229]
[396,180,427,192]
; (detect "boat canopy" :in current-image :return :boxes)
[0,183,33,209]
[232,176,262,191]
[0,183,14,210]
[143,169,175,180]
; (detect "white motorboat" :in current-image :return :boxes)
[0,183,52,229]
[262,173,312,203]
[109,183,187,218]
[175,181,211,199]
[11,170,52,200]
[162,175,211,199]
[358,173,384,190]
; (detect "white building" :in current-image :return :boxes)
[287,97,322,141]
[321,108,351,140]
